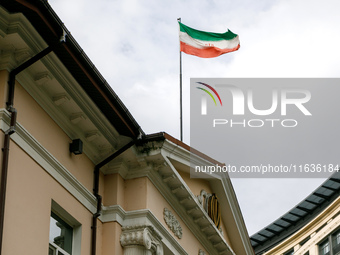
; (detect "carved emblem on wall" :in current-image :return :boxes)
[163,208,183,239]
[197,190,221,229]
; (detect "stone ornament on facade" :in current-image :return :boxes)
[120,225,163,255]
[163,208,183,239]
[197,190,211,211]
[197,190,221,229]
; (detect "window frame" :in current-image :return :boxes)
[50,212,73,254]
[318,228,340,255]
[49,241,71,255]
[283,248,294,255]
[49,200,82,255]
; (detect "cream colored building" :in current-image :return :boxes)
[251,175,340,255]
[0,1,253,255]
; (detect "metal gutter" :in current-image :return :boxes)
[41,0,144,138]
[91,140,136,255]
[0,36,65,255]
[1,0,144,138]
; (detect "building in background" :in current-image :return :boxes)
[251,174,340,255]
[0,1,253,254]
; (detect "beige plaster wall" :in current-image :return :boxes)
[124,177,147,211]
[145,177,209,255]
[2,141,93,255]
[103,173,124,206]
[102,174,211,254]
[11,79,95,192]
[102,221,123,255]
[178,169,213,196]
[0,72,104,254]
[101,171,234,254]
[178,169,232,247]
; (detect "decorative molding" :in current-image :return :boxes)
[0,109,97,214]
[0,6,121,164]
[158,148,236,255]
[120,225,163,255]
[0,7,251,255]
[5,118,234,255]
[53,93,70,106]
[69,112,86,124]
[265,197,340,255]
[85,130,100,142]
[163,208,183,239]
[34,71,52,85]
[197,189,212,211]
[101,205,188,255]
[219,177,255,255]
[15,48,32,63]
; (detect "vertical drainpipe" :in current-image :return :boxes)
[0,34,66,255]
[91,139,136,255]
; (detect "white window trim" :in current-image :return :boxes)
[49,242,71,255]
[51,200,82,255]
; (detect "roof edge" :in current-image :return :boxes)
[2,0,144,138]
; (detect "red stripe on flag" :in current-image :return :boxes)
[180,41,240,58]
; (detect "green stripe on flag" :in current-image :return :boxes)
[178,22,238,41]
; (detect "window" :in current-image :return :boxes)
[333,230,340,255]
[284,248,294,255]
[49,212,73,255]
[300,236,311,246]
[319,240,330,255]
[319,229,340,255]
[48,201,82,255]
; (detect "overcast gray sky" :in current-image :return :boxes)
[48,0,340,235]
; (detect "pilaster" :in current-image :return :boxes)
[120,225,163,255]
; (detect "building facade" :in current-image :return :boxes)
[251,175,340,255]
[0,1,253,255]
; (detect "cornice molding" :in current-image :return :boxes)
[0,7,47,69]
[0,7,47,48]
[265,197,340,255]
[0,111,185,254]
[0,109,97,213]
[157,150,235,255]
[0,6,126,165]
[101,205,188,255]
[98,140,238,255]
[16,71,112,164]
[219,177,255,255]
[15,53,124,164]
[0,107,247,254]
[162,139,254,254]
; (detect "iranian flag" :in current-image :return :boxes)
[178,22,240,58]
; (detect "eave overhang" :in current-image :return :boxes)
[1,0,143,139]
[251,173,340,255]
[102,132,255,255]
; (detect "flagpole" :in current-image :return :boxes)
[178,17,183,142]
